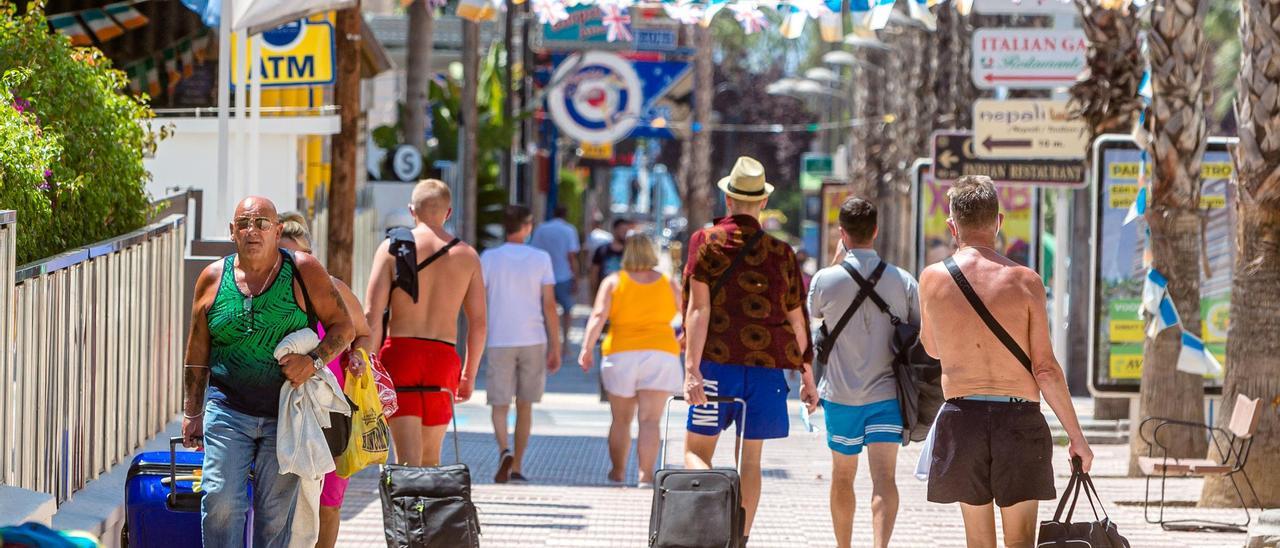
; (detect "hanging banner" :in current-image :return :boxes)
[230,19,335,87]
[913,159,1041,275]
[1090,135,1235,393]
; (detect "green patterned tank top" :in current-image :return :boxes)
[206,251,311,417]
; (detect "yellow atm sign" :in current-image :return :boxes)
[231,20,335,87]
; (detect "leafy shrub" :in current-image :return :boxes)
[0,69,60,262]
[0,4,155,264]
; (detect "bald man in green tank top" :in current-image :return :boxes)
[183,196,354,547]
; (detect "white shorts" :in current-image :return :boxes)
[600,350,683,398]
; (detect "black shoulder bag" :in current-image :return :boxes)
[283,249,353,458]
[381,236,462,342]
[811,261,887,384]
[942,256,1033,374]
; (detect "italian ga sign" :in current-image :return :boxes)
[971,29,1086,89]
[230,19,335,87]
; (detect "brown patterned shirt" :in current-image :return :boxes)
[683,215,813,370]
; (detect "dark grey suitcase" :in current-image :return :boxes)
[380,386,480,548]
[648,396,747,548]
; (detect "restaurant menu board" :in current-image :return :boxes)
[1092,137,1234,392]
[913,161,1041,275]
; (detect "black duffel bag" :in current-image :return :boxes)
[1037,457,1130,547]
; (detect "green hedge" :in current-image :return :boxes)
[0,5,155,264]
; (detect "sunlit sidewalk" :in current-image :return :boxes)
[334,390,1246,547]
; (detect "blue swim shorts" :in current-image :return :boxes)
[686,361,790,440]
[823,398,903,455]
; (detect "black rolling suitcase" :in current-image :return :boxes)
[380,386,481,548]
[648,395,747,548]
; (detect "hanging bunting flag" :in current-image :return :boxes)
[817,0,844,41]
[663,1,705,24]
[49,14,93,47]
[867,0,896,30]
[532,0,570,24]
[778,7,809,39]
[954,0,975,15]
[81,9,125,42]
[179,40,196,77]
[703,0,730,26]
[163,48,182,91]
[1147,294,1181,339]
[126,64,143,95]
[730,3,770,34]
[1138,69,1152,102]
[105,2,149,30]
[1139,268,1168,317]
[457,0,498,22]
[907,0,936,30]
[1123,185,1147,225]
[145,58,162,97]
[1176,331,1223,376]
[192,32,211,63]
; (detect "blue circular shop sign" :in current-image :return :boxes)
[547,52,643,145]
[262,21,304,48]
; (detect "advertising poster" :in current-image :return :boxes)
[1092,138,1234,391]
[914,162,1040,274]
[820,184,852,267]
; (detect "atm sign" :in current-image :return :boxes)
[231,20,336,87]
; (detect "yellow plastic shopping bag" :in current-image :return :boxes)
[336,349,390,478]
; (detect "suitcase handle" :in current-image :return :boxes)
[168,437,203,512]
[659,395,748,471]
[394,386,462,465]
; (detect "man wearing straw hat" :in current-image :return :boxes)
[682,156,820,544]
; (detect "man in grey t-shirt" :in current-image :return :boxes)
[807,197,919,548]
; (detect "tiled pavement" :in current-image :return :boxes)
[334,392,1249,547]
[334,306,1250,547]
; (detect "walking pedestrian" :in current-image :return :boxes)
[182,196,354,547]
[808,198,918,548]
[918,176,1092,548]
[578,231,682,487]
[681,156,819,543]
[589,217,634,297]
[363,179,487,467]
[481,205,562,483]
[278,212,374,548]
[530,206,581,351]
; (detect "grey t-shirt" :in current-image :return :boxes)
[808,249,921,406]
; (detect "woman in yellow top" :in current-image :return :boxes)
[579,231,682,487]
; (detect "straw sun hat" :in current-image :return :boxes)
[717,156,775,202]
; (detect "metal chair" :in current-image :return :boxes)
[1138,394,1266,533]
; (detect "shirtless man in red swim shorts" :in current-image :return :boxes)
[365,179,487,466]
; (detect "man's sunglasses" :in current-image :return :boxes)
[234,216,277,231]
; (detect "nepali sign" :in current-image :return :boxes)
[931,130,1086,188]
[972,29,1086,89]
[973,99,1089,159]
[973,0,1077,15]
[230,19,335,87]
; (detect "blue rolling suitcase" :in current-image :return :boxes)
[122,437,204,547]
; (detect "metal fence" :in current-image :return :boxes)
[312,207,382,297]
[1,214,186,503]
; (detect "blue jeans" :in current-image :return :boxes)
[201,397,299,548]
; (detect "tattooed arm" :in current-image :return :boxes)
[280,251,355,386]
[182,261,220,449]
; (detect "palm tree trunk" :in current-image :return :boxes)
[403,0,434,152]
[688,24,714,232]
[1200,0,1280,507]
[1069,0,1145,417]
[1130,0,1212,476]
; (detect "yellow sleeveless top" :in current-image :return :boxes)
[602,271,680,356]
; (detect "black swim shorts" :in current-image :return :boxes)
[926,398,1057,507]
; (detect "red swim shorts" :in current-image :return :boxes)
[380,337,461,426]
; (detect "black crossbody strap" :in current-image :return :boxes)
[943,256,1033,373]
[823,262,887,354]
[415,237,461,271]
[710,230,765,298]
[843,261,899,325]
[282,249,319,331]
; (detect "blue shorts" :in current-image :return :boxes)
[554,280,574,313]
[686,361,790,440]
[823,398,903,455]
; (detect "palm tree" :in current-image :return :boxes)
[1067,0,1144,422]
[403,0,434,152]
[1131,0,1212,475]
[1199,0,1280,507]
